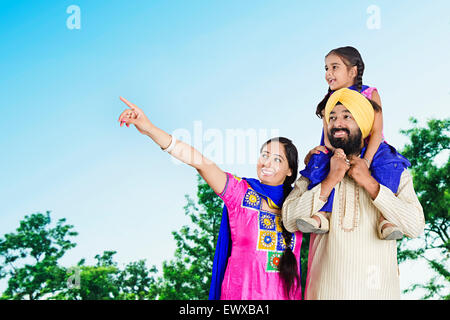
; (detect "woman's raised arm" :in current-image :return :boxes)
[118,96,227,194]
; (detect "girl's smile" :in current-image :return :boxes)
[325,54,357,91]
[327,78,336,86]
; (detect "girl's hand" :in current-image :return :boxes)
[118,96,153,136]
[304,145,329,165]
[118,97,227,195]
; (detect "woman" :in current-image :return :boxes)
[118,97,303,299]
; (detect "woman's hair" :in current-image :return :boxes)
[260,137,299,298]
[316,46,365,118]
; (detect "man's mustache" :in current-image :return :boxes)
[330,128,350,136]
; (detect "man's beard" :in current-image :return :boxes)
[328,128,363,156]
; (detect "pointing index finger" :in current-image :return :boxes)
[119,96,136,110]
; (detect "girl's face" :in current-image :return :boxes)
[325,54,357,91]
[257,141,292,186]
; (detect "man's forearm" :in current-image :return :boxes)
[362,176,380,200]
[320,175,340,200]
[372,171,425,238]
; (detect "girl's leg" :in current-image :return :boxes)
[296,211,329,234]
[378,215,403,240]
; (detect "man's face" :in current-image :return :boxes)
[327,104,363,155]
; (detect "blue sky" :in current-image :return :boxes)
[1,0,449,298]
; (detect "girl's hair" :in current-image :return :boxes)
[368,98,382,113]
[260,137,299,298]
[316,46,365,118]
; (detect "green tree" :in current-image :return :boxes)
[0,211,77,300]
[118,259,159,300]
[54,251,159,300]
[398,117,450,299]
[157,174,222,299]
[55,251,121,300]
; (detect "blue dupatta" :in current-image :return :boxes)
[300,142,411,212]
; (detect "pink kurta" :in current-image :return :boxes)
[216,172,303,300]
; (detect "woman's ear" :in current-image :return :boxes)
[287,169,293,177]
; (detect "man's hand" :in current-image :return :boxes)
[329,148,350,184]
[348,155,380,199]
[320,149,350,199]
[347,156,371,186]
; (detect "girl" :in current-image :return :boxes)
[298,46,409,240]
[117,97,303,300]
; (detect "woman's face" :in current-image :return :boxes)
[257,141,292,186]
[324,54,357,91]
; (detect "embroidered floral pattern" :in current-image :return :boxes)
[259,212,276,231]
[242,189,261,210]
[267,251,283,272]
[257,210,295,272]
[257,231,277,251]
[241,187,297,272]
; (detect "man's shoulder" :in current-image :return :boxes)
[295,175,311,188]
[400,168,412,180]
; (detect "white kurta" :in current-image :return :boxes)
[282,170,424,300]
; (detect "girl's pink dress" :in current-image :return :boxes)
[216,172,303,300]
[361,86,377,100]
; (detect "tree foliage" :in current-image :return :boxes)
[0,211,77,300]
[0,212,159,300]
[118,259,159,300]
[398,117,450,299]
[54,251,159,300]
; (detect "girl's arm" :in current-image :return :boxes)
[304,117,333,165]
[303,145,329,165]
[322,117,334,151]
[118,97,227,194]
[363,90,383,167]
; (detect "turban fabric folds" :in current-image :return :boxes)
[324,88,375,139]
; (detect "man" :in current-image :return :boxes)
[282,88,425,299]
